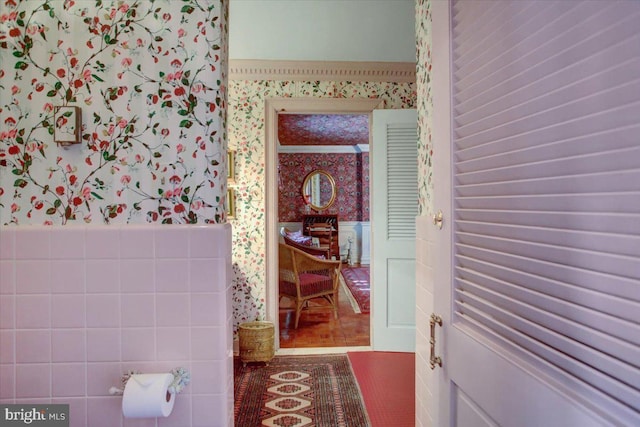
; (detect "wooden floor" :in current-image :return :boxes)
[279,278,370,348]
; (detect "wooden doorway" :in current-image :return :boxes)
[265,97,382,351]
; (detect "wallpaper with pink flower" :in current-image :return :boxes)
[417,0,434,216]
[0,0,228,225]
[228,79,416,328]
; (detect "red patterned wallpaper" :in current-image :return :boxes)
[278,152,369,222]
[278,114,369,145]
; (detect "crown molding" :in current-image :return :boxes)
[229,59,416,83]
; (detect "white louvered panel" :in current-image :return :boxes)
[454,4,636,114]
[455,107,640,162]
[457,220,640,258]
[456,142,640,181]
[454,1,584,92]
[454,260,640,337]
[456,210,640,236]
[387,124,417,239]
[455,274,640,357]
[451,0,640,418]
[455,245,638,302]
[452,1,545,73]
[454,285,640,391]
[455,299,640,417]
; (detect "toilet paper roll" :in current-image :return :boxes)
[122,373,176,418]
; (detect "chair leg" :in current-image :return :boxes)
[294,301,304,329]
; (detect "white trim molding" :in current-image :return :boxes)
[229,59,416,83]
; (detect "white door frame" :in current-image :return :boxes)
[265,97,384,350]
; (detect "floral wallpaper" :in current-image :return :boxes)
[228,80,416,329]
[0,0,228,226]
[416,0,434,216]
[278,152,368,223]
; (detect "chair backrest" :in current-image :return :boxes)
[278,243,341,290]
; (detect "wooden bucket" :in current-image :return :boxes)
[238,321,275,365]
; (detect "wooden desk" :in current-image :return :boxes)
[303,214,339,260]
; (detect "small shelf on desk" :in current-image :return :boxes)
[303,214,339,260]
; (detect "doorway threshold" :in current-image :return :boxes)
[277,346,372,356]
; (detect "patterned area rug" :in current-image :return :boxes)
[340,267,370,313]
[234,355,371,426]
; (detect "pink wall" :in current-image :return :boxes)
[278,152,369,222]
[0,225,233,427]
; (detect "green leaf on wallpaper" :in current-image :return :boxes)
[65,88,73,102]
[133,202,141,211]
[93,113,101,123]
[46,207,57,215]
[49,9,55,18]
[48,126,54,135]
[179,120,192,128]
[14,179,27,188]
[181,5,194,13]
[12,169,23,175]
[177,109,189,116]
[92,74,104,82]
[46,90,57,97]
[181,195,189,203]
[183,187,191,195]
[90,192,103,200]
[13,51,24,58]
[161,100,173,108]
[54,199,61,208]
[154,36,163,42]
[153,152,162,158]
[103,152,117,161]
[14,61,28,70]
[54,81,62,90]
[212,44,220,50]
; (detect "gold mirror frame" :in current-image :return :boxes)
[302,169,336,211]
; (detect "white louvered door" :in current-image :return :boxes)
[372,109,418,352]
[432,1,640,426]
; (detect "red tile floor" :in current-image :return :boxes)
[348,351,415,427]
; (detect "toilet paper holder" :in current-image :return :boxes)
[109,367,191,396]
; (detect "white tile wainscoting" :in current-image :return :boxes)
[0,224,233,427]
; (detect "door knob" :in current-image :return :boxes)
[432,210,443,229]
[430,313,443,369]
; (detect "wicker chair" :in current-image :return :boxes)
[278,243,342,328]
[280,227,330,258]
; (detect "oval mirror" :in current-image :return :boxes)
[302,170,336,211]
